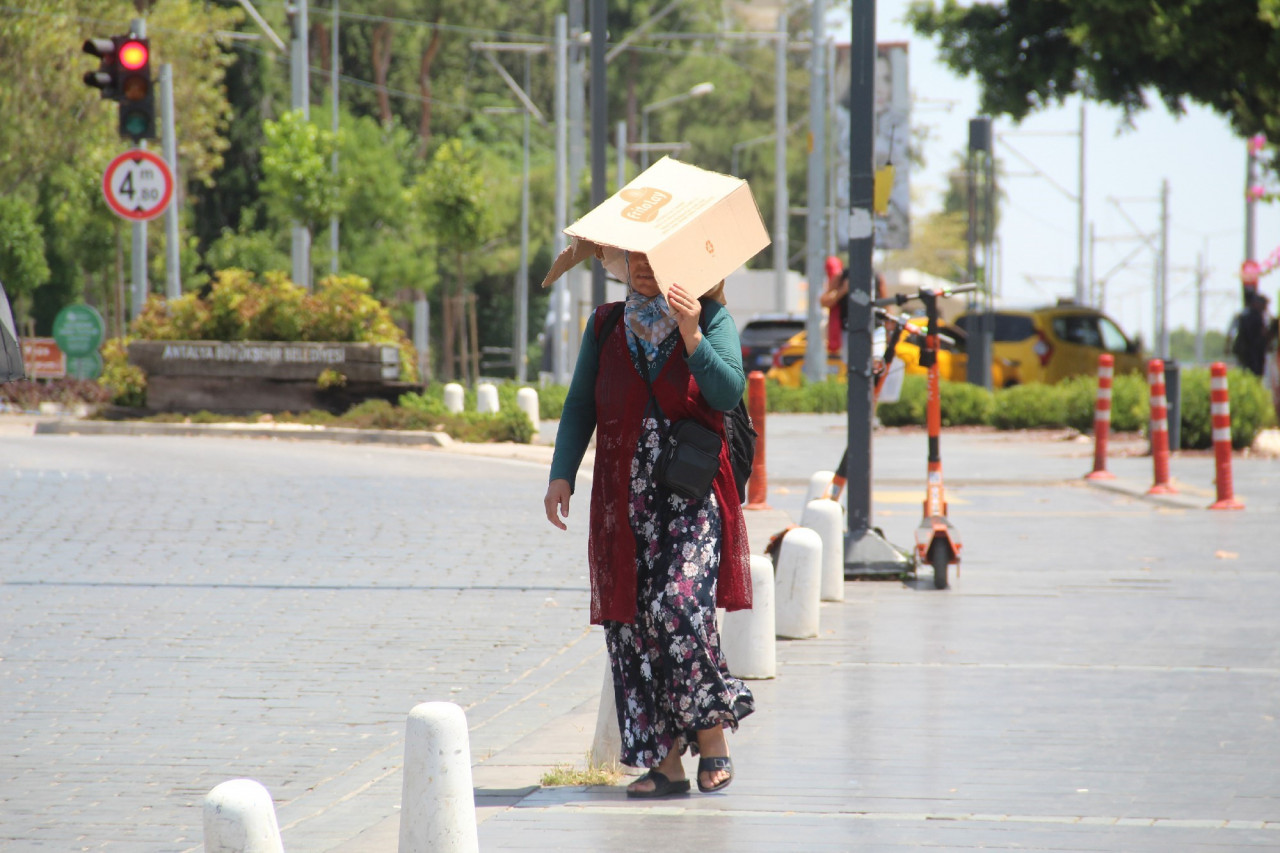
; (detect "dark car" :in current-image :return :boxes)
[738,314,806,374]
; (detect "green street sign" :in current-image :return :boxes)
[52,304,106,359]
[66,352,104,380]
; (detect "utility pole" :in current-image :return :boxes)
[1158,178,1170,360]
[802,0,827,384]
[329,0,339,275]
[1245,141,1258,263]
[553,14,570,384]
[516,53,531,384]
[290,0,311,289]
[774,11,789,313]
[566,0,586,370]
[160,63,181,299]
[589,0,607,307]
[1076,101,1086,304]
[1194,251,1206,364]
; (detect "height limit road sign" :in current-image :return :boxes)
[102,149,173,221]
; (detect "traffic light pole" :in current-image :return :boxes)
[130,18,148,321]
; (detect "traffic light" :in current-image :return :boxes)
[115,36,155,141]
[82,37,120,100]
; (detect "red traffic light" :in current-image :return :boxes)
[118,40,148,70]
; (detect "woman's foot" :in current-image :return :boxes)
[695,727,732,792]
[626,748,686,796]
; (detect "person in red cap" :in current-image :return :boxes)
[819,256,846,356]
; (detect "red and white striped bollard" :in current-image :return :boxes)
[1208,362,1245,510]
[1146,359,1176,495]
[1086,353,1115,480]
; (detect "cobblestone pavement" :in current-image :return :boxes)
[1,431,602,851]
[3,416,1278,851]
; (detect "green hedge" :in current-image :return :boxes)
[530,368,1275,449]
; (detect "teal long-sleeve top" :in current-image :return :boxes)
[549,300,745,486]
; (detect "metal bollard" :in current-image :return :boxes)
[398,702,479,853]
[476,382,499,415]
[1086,353,1116,480]
[773,526,822,639]
[801,498,845,602]
[203,779,284,853]
[722,555,777,679]
[516,387,540,437]
[745,371,770,509]
[589,660,622,769]
[1208,363,1245,510]
[443,383,464,414]
[1146,360,1176,495]
[804,470,836,504]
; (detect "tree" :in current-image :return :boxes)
[414,137,501,382]
[907,0,1280,141]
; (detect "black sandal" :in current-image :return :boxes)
[626,769,691,799]
[697,756,734,793]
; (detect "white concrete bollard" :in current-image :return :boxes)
[722,555,777,679]
[805,470,836,503]
[443,383,464,413]
[516,387,540,437]
[802,499,845,603]
[774,526,822,639]
[589,660,621,769]
[203,779,284,853]
[476,382,499,415]
[399,702,478,853]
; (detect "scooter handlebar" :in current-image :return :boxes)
[873,282,979,307]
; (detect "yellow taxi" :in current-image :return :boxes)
[953,303,1144,384]
[766,320,1019,388]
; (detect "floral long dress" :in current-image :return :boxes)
[602,339,755,769]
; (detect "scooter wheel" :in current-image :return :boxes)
[928,539,949,590]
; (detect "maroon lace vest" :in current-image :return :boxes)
[587,302,752,624]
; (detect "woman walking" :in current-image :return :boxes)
[543,250,753,798]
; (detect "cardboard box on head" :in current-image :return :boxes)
[540,157,771,300]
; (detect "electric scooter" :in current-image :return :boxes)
[828,282,976,589]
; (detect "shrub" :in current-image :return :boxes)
[538,383,568,420]
[1110,374,1150,433]
[940,380,993,426]
[1177,367,1276,450]
[0,378,111,411]
[991,383,1067,429]
[99,337,147,407]
[763,378,848,413]
[877,374,927,426]
[1058,375,1100,433]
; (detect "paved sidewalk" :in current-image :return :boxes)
[4,414,1278,851]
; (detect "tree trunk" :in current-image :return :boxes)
[416,23,444,157]
[455,250,469,385]
[626,51,639,168]
[441,288,455,382]
[371,23,393,126]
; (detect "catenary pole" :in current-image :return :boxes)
[130,17,147,320]
[803,0,827,384]
[773,11,789,313]
[590,0,607,307]
[160,63,181,300]
[330,0,339,274]
[290,0,311,289]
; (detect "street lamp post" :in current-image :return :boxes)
[640,82,713,170]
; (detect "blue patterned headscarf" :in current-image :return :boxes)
[622,252,678,361]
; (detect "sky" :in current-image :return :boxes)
[846,1,1280,347]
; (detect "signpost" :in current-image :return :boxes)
[52,304,106,379]
[102,149,173,222]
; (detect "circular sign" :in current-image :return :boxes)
[52,304,106,358]
[102,149,173,221]
[1240,259,1261,288]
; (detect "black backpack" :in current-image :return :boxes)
[596,301,757,502]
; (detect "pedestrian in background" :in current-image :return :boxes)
[543,250,753,798]
[1231,290,1270,377]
